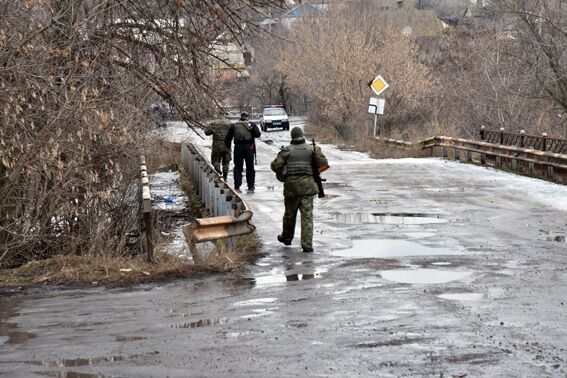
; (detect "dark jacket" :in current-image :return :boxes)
[225,120,261,148]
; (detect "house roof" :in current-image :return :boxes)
[384,9,448,38]
[282,2,321,18]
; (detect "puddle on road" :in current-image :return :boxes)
[250,265,330,286]
[323,182,351,189]
[114,336,148,342]
[252,272,322,285]
[0,297,36,345]
[333,213,447,225]
[438,293,484,301]
[29,354,134,368]
[381,269,472,284]
[332,239,461,259]
[172,318,228,329]
[233,298,278,307]
[37,371,101,378]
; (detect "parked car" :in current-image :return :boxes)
[260,105,289,131]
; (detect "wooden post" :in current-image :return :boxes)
[499,127,505,144]
[480,125,486,141]
[520,130,525,148]
[542,132,547,152]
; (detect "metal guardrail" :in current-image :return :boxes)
[376,135,567,184]
[180,143,255,259]
[480,127,567,154]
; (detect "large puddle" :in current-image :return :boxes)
[332,239,461,258]
[381,269,473,284]
[333,213,447,225]
[0,297,35,345]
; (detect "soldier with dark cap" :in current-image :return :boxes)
[205,111,232,180]
[225,112,261,192]
[270,126,328,252]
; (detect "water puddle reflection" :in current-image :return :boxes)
[332,239,461,258]
[29,354,135,368]
[39,371,101,378]
[438,293,483,301]
[381,269,473,284]
[172,318,228,329]
[252,272,322,285]
[333,213,447,225]
[234,297,278,307]
[0,297,35,345]
[323,182,351,189]
[114,336,147,342]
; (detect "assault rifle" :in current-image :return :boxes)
[311,139,326,198]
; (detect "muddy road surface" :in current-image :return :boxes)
[1,118,567,377]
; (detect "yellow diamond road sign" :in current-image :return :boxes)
[370,75,389,96]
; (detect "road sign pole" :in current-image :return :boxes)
[373,113,378,138]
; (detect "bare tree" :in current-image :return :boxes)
[431,3,567,138]
[491,0,567,117]
[274,3,436,139]
[0,0,282,268]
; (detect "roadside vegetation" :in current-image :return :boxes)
[0,140,263,290]
[0,0,276,286]
[245,1,567,147]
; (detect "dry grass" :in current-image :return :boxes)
[178,165,207,217]
[0,252,200,288]
[144,140,182,174]
[0,235,263,289]
[0,140,264,291]
[191,234,264,272]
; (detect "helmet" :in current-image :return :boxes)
[290,126,304,141]
[240,112,249,120]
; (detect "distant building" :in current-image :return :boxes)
[210,35,249,83]
[280,2,323,27]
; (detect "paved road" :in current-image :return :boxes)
[1,118,567,377]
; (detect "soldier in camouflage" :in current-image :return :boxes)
[205,112,232,180]
[225,112,261,192]
[271,127,328,252]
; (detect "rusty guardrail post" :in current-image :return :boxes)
[140,156,154,262]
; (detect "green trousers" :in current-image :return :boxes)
[211,141,231,179]
[281,195,314,249]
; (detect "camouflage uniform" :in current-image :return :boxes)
[205,117,232,180]
[271,127,328,252]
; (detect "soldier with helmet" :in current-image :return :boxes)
[225,112,261,192]
[205,111,232,180]
[270,126,328,252]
